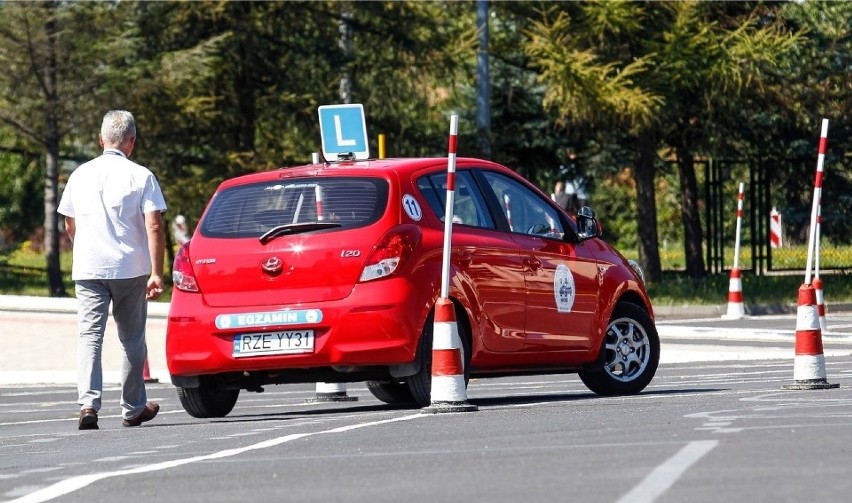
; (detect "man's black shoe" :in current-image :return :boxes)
[78,407,98,430]
[123,402,159,427]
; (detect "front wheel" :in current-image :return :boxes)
[176,378,240,418]
[579,302,659,396]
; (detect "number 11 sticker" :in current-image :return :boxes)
[402,194,422,221]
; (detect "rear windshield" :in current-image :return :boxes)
[200,177,388,238]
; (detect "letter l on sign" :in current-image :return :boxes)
[335,115,356,146]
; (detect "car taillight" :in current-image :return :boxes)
[173,242,200,292]
[359,225,421,282]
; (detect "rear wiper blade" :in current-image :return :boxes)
[259,221,342,244]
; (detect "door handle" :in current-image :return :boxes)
[454,251,472,268]
[523,257,542,270]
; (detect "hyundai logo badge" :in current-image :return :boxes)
[261,256,283,275]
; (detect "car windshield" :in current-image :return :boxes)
[199,177,388,238]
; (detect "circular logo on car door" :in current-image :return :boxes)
[554,264,575,313]
[261,256,283,275]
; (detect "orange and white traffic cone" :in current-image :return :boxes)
[721,268,745,320]
[783,284,838,390]
[421,298,477,413]
[143,357,159,383]
[306,382,358,402]
[813,277,827,331]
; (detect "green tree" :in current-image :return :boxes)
[525,3,664,280]
[525,1,798,281]
[124,0,475,239]
[0,1,135,295]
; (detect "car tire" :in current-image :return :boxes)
[365,380,415,404]
[579,301,659,396]
[176,379,240,418]
[407,306,471,407]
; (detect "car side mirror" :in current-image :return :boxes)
[576,206,599,240]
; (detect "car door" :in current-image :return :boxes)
[416,170,526,352]
[478,170,601,352]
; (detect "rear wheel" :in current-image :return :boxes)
[176,378,240,418]
[407,307,471,407]
[579,302,659,396]
[365,380,415,404]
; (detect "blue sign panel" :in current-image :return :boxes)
[318,104,369,161]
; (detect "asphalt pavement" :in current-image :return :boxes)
[1,294,851,386]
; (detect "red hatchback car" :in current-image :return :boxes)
[166,157,658,417]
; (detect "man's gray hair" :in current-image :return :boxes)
[100,110,136,146]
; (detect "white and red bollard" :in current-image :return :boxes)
[421,298,477,413]
[306,382,358,403]
[769,207,782,248]
[421,114,477,414]
[783,284,837,390]
[784,119,836,391]
[722,182,746,320]
[722,268,745,320]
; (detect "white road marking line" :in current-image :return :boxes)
[615,440,719,503]
[94,456,128,463]
[4,413,424,503]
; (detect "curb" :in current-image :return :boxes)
[0,294,170,318]
[653,302,852,320]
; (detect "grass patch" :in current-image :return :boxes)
[0,246,74,296]
[647,271,852,307]
[622,242,852,272]
[0,246,172,300]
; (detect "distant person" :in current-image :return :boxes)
[57,110,166,430]
[173,214,190,245]
[552,180,576,213]
[564,181,580,214]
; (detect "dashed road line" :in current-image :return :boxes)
[615,440,719,503]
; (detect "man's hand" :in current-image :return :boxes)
[146,274,165,300]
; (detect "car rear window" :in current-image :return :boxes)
[199,177,388,238]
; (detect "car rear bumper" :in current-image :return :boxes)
[166,278,426,378]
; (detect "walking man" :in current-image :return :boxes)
[58,110,167,429]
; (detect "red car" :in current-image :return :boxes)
[166,157,658,417]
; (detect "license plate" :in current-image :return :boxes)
[233,330,314,358]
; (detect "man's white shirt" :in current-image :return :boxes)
[58,149,167,280]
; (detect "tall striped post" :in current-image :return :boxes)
[423,114,477,414]
[784,119,836,390]
[804,119,828,286]
[723,182,746,320]
[814,198,827,330]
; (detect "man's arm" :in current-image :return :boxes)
[145,210,166,300]
[64,217,76,243]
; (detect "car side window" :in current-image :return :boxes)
[481,171,565,239]
[416,171,495,229]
